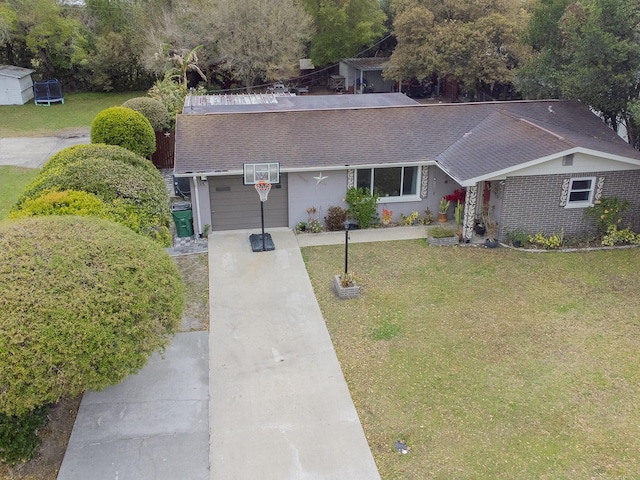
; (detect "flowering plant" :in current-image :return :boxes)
[381,208,393,225]
[339,271,358,287]
[583,196,629,236]
[444,188,466,204]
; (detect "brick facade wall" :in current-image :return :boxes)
[499,170,640,240]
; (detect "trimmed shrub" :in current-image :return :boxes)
[324,206,348,231]
[122,97,171,132]
[91,106,156,157]
[0,216,184,417]
[13,149,171,246]
[41,143,156,174]
[9,190,108,219]
[0,406,48,466]
[345,187,379,229]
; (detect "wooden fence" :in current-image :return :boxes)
[151,130,175,169]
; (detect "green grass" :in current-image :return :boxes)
[0,92,145,137]
[0,166,40,220]
[303,241,640,479]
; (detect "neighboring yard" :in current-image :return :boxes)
[0,166,40,220]
[303,241,640,479]
[0,91,143,137]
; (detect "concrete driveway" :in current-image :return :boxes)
[208,228,381,479]
[0,135,89,169]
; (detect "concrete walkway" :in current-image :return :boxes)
[209,228,381,479]
[0,135,89,169]
[58,331,210,480]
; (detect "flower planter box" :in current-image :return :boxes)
[427,235,459,246]
[333,275,361,299]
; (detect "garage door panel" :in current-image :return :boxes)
[209,175,288,231]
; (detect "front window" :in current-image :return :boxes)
[566,177,595,207]
[356,166,419,199]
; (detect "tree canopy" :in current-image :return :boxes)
[518,0,640,149]
[303,0,387,66]
[385,0,530,93]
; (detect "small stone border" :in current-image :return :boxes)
[499,242,640,253]
[427,235,459,246]
[333,275,361,299]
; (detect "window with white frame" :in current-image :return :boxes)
[566,177,595,207]
[355,166,419,200]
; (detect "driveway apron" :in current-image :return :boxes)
[208,228,380,480]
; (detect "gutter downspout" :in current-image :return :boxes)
[192,175,203,236]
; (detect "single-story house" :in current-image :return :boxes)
[0,65,34,105]
[338,58,395,94]
[174,93,640,241]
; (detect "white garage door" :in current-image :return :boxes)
[208,174,288,231]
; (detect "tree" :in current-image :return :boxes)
[386,0,529,94]
[91,106,156,157]
[518,0,640,149]
[211,0,313,87]
[6,0,89,83]
[0,215,184,417]
[303,0,387,66]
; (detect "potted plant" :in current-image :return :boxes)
[437,197,450,223]
[483,210,498,248]
[334,271,361,299]
[454,200,464,240]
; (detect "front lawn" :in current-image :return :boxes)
[0,91,144,137]
[303,241,640,479]
[0,166,40,220]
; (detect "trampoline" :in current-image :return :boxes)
[33,79,64,106]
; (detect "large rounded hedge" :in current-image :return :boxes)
[122,97,171,132]
[90,106,156,157]
[0,216,184,417]
[41,143,157,174]
[13,145,171,245]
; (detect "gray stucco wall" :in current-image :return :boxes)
[500,170,640,240]
[288,168,462,228]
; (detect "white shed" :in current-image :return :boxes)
[0,65,35,105]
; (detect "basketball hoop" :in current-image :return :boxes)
[255,180,271,202]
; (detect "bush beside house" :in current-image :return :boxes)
[0,216,184,463]
[90,106,156,157]
[122,97,171,132]
[12,145,171,245]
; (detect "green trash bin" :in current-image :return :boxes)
[171,202,194,238]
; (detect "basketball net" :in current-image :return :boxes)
[255,180,272,202]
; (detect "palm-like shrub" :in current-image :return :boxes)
[91,106,156,157]
[122,97,171,132]
[0,216,184,417]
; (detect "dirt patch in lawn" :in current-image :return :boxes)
[0,253,209,479]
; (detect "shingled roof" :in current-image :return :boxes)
[174,98,640,184]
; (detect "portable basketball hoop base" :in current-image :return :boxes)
[244,165,279,253]
[249,232,275,252]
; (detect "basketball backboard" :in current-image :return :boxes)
[243,162,280,185]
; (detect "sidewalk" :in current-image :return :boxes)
[57,332,210,480]
[208,228,381,479]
